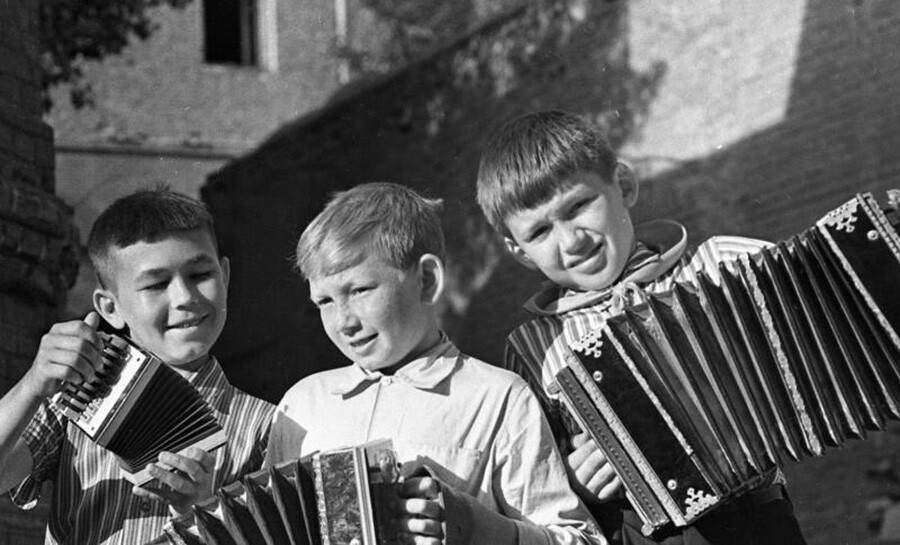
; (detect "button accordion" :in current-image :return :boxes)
[161,440,399,545]
[556,191,900,535]
[51,332,226,485]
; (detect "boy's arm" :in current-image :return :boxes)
[0,313,102,493]
[494,385,607,545]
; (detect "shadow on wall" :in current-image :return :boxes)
[202,0,666,404]
[635,1,900,248]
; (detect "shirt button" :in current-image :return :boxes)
[140,500,152,512]
[380,376,392,386]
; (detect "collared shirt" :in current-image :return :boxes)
[267,337,606,545]
[504,222,771,441]
[11,356,275,545]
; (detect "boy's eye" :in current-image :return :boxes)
[141,281,167,291]
[313,297,333,308]
[527,225,549,242]
[569,198,593,215]
[350,286,372,296]
[191,270,214,280]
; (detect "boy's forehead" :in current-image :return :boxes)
[106,229,218,274]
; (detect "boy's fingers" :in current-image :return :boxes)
[597,476,624,501]
[568,438,604,474]
[393,498,443,520]
[397,534,442,545]
[394,515,444,537]
[398,477,441,499]
[159,451,211,481]
[571,432,590,449]
[179,447,215,472]
[584,460,617,496]
[83,311,101,330]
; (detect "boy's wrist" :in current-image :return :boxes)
[439,483,518,545]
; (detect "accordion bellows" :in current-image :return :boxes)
[557,191,900,535]
[163,440,399,545]
[52,333,226,485]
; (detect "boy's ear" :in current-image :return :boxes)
[220,256,231,289]
[93,288,126,330]
[417,254,445,304]
[503,237,539,271]
[615,162,639,208]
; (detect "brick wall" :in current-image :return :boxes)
[0,0,78,541]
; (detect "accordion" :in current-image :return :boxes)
[52,332,226,485]
[161,440,399,545]
[556,191,900,535]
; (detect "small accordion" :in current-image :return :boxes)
[161,439,399,545]
[52,332,226,485]
[556,191,900,535]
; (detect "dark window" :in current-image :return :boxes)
[203,0,256,65]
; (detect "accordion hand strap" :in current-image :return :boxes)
[405,465,517,545]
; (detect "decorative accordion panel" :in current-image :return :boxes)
[163,439,399,545]
[557,191,900,535]
[51,333,226,485]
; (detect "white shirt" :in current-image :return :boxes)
[267,338,606,545]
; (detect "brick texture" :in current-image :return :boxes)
[0,0,76,540]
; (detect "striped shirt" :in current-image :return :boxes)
[504,222,771,446]
[11,357,275,545]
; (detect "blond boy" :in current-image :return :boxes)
[267,182,606,545]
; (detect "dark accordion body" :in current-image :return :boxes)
[161,440,399,545]
[51,332,226,485]
[556,191,900,535]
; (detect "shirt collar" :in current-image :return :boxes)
[328,334,460,396]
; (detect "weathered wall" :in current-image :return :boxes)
[0,0,78,541]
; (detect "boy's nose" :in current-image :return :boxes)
[171,278,198,306]
[559,224,590,253]
[336,304,361,335]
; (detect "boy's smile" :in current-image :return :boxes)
[94,229,230,370]
[504,167,638,292]
[309,254,441,372]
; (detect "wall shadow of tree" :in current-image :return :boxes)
[203,0,666,402]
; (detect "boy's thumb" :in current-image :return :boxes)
[84,311,101,330]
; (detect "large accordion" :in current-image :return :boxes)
[161,440,399,545]
[556,191,900,535]
[52,332,226,485]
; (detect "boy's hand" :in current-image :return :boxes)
[393,476,445,545]
[133,447,215,515]
[23,312,102,399]
[567,432,623,501]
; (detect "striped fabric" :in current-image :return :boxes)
[504,235,771,448]
[11,357,274,545]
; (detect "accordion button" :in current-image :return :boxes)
[667,479,677,491]
[868,229,879,241]
[592,371,603,383]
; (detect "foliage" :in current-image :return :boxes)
[39,0,193,111]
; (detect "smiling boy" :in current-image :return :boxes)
[267,182,606,545]
[477,110,806,544]
[0,189,273,544]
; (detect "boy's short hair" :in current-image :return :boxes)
[295,182,445,280]
[87,187,217,288]
[476,110,618,234]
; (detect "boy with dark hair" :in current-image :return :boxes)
[476,110,806,544]
[0,188,274,544]
[267,182,606,545]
